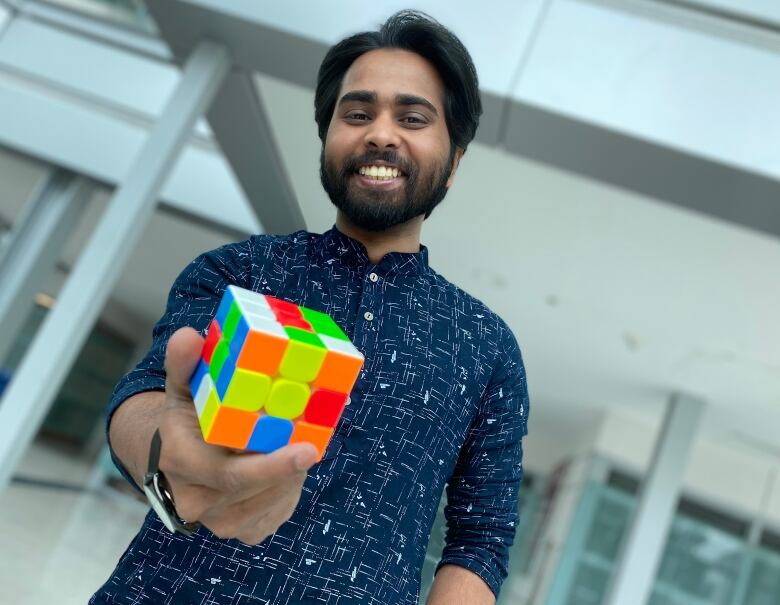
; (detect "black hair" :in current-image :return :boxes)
[314,10,482,153]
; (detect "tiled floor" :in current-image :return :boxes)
[0,440,148,605]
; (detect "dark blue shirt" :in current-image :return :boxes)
[92,227,529,605]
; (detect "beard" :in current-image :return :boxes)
[320,146,455,232]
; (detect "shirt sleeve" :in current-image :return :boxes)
[434,318,530,599]
[105,240,253,491]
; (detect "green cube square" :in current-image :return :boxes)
[300,308,349,341]
[209,340,230,382]
[222,301,242,342]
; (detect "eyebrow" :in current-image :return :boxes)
[338,90,377,105]
[395,93,438,116]
[337,90,439,116]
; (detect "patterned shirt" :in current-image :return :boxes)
[92,226,530,605]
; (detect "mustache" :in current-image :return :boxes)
[341,151,414,177]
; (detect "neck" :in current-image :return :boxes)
[335,213,424,265]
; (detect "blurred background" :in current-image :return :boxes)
[0,1,778,604]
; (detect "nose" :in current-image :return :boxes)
[363,112,401,150]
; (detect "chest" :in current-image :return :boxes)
[253,258,493,480]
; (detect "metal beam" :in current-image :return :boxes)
[148,0,307,234]
[0,39,231,491]
[206,71,305,234]
[604,393,706,605]
[0,167,94,365]
[503,101,780,239]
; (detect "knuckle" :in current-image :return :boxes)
[206,521,237,541]
[210,527,230,540]
[247,521,279,546]
[237,531,265,546]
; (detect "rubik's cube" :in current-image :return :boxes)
[188,286,364,461]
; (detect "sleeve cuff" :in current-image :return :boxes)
[434,554,503,599]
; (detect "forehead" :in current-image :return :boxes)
[339,49,445,110]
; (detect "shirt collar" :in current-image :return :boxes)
[317,225,430,276]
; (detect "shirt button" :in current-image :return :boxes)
[369,272,379,283]
[364,311,374,321]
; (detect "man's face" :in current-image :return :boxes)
[320,48,461,232]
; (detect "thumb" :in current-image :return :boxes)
[229,442,320,487]
[165,326,205,402]
[288,443,320,472]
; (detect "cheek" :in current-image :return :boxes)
[323,132,353,168]
[409,130,450,162]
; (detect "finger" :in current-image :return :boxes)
[221,442,319,497]
[234,498,293,546]
[164,327,205,402]
[203,477,304,544]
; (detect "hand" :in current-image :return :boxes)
[155,327,318,545]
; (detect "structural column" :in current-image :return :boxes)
[0,168,94,365]
[0,40,231,490]
[604,392,706,605]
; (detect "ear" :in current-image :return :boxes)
[446,147,465,188]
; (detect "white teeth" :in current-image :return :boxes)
[359,165,401,180]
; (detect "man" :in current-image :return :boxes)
[92,10,529,605]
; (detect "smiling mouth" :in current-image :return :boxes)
[357,164,404,181]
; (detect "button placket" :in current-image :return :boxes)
[361,269,379,324]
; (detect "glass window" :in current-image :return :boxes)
[2,300,135,451]
[550,478,768,605]
[742,548,780,605]
[652,514,745,605]
[566,561,611,605]
[582,494,632,561]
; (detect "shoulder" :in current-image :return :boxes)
[426,268,524,382]
[186,230,316,280]
[246,230,317,257]
[427,268,516,340]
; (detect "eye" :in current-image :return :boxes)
[399,115,428,127]
[345,111,370,122]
